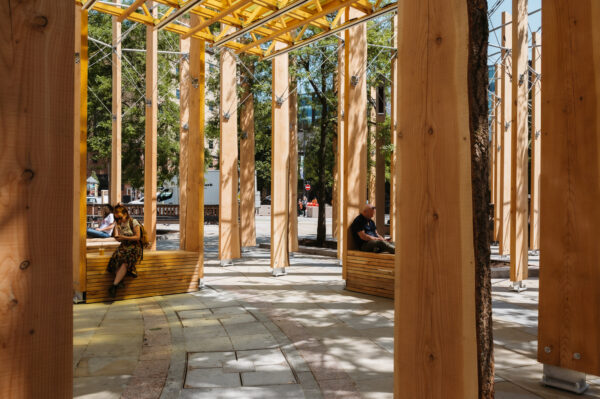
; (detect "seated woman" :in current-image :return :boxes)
[107,204,142,298]
[87,205,116,238]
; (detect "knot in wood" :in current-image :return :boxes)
[428,127,434,135]
[435,36,442,45]
[22,169,35,181]
[19,260,31,270]
[432,212,439,221]
[32,15,49,30]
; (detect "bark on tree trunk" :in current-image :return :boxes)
[467,1,494,398]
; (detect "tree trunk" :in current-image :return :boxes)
[467,1,494,397]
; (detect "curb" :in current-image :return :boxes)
[258,243,338,258]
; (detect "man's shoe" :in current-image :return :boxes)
[108,285,117,298]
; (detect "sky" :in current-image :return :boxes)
[488,0,542,62]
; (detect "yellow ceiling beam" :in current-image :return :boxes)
[236,0,359,54]
[117,0,146,22]
[183,0,255,39]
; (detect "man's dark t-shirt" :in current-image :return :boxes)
[350,214,378,246]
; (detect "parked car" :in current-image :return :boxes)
[87,196,99,204]
[261,195,271,205]
[128,197,144,204]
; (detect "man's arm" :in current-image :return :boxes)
[358,230,381,241]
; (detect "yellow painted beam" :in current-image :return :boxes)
[117,0,146,22]
[184,0,255,39]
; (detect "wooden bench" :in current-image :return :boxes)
[86,250,201,303]
[345,250,394,298]
[86,238,120,255]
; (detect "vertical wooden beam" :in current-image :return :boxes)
[368,86,377,204]
[498,12,512,255]
[529,32,541,251]
[0,2,74,396]
[179,36,190,250]
[110,0,122,205]
[271,43,290,273]
[219,48,241,263]
[240,68,257,248]
[144,1,158,249]
[538,0,600,376]
[336,33,345,258]
[375,87,386,232]
[185,28,205,283]
[394,1,477,396]
[342,6,367,275]
[493,64,502,242]
[74,9,88,295]
[288,79,299,252]
[510,0,529,284]
[389,15,397,242]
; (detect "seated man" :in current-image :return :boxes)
[350,204,395,254]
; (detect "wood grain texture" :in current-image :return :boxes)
[271,43,290,269]
[493,64,502,242]
[342,6,367,275]
[74,9,89,293]
[538,0,600,375]
[529,32,541,251]
[498,12,512,255]
[394,1,477,397]
[219,46,241,260]
[510,0,528,281]
[110,1,122,205]
[346,252,394,298]
[0,1,75,396]
[336,32,345,259]
[144,1,158,249]
[185,27,205,279]
[389,15,397,242]
[368,86,377,204]
[86,251,200,303]
[288,81,299,252]
[179,35,190,249]
[375,95,386,232]
[240,73,257,248]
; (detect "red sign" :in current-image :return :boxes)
[305,184,311,191]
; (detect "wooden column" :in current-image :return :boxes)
[240,72,257,248]
[144,1,158,249]
[538,0,600,377]
[184,18,205,274]
[110,0,122,205]
[498,12,512,255]
[336,34,345,259]
[368,86,377,203]
[219,48,241,263]
[389,15,397,242]
[288,80,299,252]
[394,1,477,396]
[529,32,541,251]
[342,6,367,275]
[510,0,529,285]
[375,87,386,232]
[0,2,75,396]
[493,64,502,242]
[73,9,88,295]
[271,44,290,273]
[179,36,190,249]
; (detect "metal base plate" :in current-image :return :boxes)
[220,259,234,267]
[73,291,84,304]
[542,364,589,394]
[271,267,287,277]
[509,281,527,292]
[198,278,205,289]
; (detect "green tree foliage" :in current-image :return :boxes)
[87,10,181,191]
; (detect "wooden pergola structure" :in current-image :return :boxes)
[2,0,600,397]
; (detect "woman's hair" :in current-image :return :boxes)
[114,204,130,221]
[103,204,114,217]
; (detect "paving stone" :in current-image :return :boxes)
[296,371,319,389]
[185,368,242,388]
[223,321,270,336]
[494,381,543,399]
[74,357,138,377]
[188,351,236,369]
[237,348,287,366]
[73,375,132,399]
[121,376,166,399]
[211,306,248,315]
[182,318,222,328]
[241,365,296,386]
[178,309,213,319]
[180,385,305,399]
[230,334,278,350]
[185,336,233,352]
[133,359,170,378]
[223,359,256,373]
[219,314,257,326]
